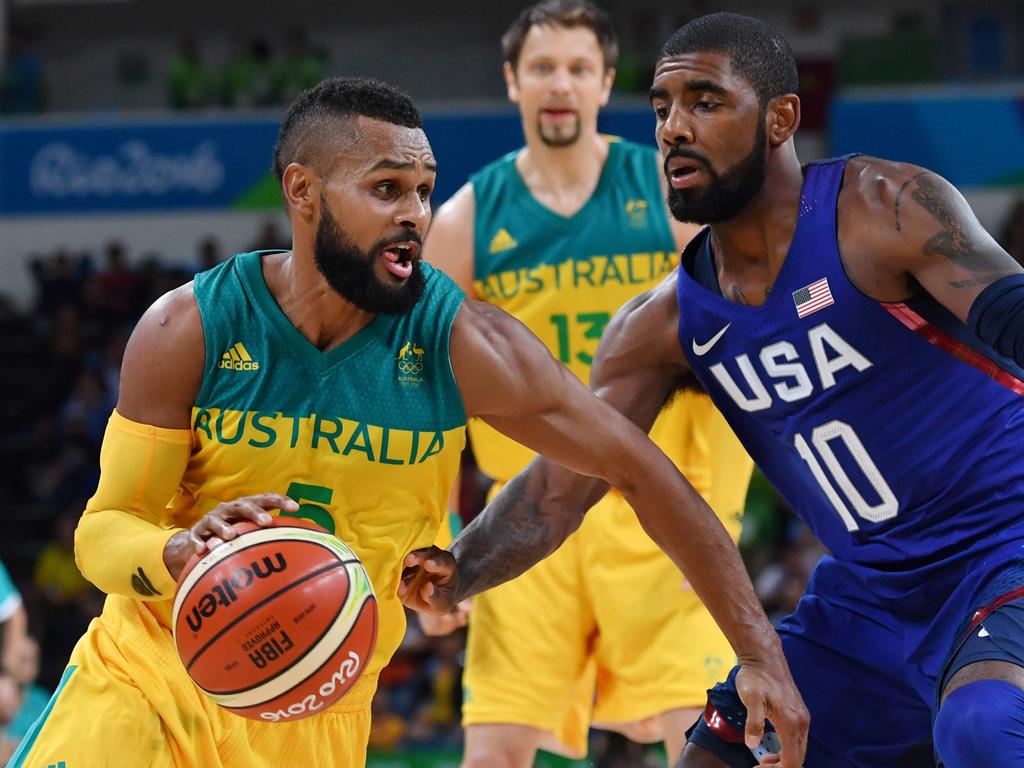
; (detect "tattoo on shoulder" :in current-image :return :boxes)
[908,173,993,271]
[730,284,748,305]
[894,172,928,232]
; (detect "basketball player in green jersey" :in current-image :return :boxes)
[422,2,754,765]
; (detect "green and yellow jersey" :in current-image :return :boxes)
[173,252,466,684]
[470,140,724,508]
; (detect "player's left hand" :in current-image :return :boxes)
[735,661,809,768]
[399,546,458,614]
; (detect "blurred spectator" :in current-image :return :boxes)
[0,674,20,765]
[999,197,1024,266]
[4,636,51,748]
[30,250,89,319]
[87,324,130,403]
[0,562,28,677]
[167,35,214,109]
[196,237,224,273]
[33,512,93,607]
[221,37,276,108]
[273,28,325,104]
[248,220,291,251]
[1,26,44,114]
[405,632,464,748]
[95,242,141,322]
[368,688,408,751]
[59,369,113,448]
[754,522,827,624]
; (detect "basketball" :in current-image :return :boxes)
[171,517,378,722]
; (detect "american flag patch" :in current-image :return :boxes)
[792,277,834,318]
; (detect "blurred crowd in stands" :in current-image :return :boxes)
[0,199,1022,763]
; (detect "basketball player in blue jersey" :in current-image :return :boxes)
[403,11,1024,768]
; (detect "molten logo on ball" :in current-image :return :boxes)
[185,554,287,633]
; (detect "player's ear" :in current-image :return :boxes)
[504,61,520,104]
[281,163,318,222]
[766,94,800,148]
[599,67,615,108]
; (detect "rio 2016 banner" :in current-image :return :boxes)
[0,108,659,216]
[830,89,1024,188]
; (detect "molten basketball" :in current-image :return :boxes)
[172,517,377,722]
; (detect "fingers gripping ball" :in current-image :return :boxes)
[172,517,378,721]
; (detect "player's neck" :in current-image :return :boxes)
[261,249,376,352]
[707,150,805,273]
[516,132,608,216]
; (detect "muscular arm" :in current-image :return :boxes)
[449,276,779,666]
[840,157,1024,320]
[424,181,476,294]
[74,285,205,598]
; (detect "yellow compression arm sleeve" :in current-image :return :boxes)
[75,411,193,601]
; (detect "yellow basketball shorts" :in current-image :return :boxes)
[461,491,735,758]
[8,596,373,768]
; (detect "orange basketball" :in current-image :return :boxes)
[172,516,377,722]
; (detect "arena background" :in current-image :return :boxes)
[2,1,1023,765]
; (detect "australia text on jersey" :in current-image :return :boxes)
[476,251,676,301]
[192,407,452,465]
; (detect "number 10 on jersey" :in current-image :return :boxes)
[794,419,898,532]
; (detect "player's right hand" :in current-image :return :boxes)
[163,494,298,581]
[399,546,459,614]
[735,661,809,768]
[417,600,471,636]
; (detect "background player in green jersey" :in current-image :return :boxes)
[423,2,755,766]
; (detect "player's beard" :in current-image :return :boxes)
[536,111,582,148]
[665,115,769,224]
[313,202,425,315]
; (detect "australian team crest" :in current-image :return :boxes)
[397,340,425,387]
[625,199,649,229]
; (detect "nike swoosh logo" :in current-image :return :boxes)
[692,323,731,356]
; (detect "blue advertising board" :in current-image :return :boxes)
[830,89,1024,188]
[0,105,658,216]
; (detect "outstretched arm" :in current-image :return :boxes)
[401,275,808,765]
[450,275,694,598]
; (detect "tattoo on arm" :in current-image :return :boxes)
[451,465,575,602]
[948,273,1016,289]
[909,174,995,272]
[894,171,927,232]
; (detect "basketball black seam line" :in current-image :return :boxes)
[177,532,357,606]
[217,595,378,707]
[184,559,347,672]
[207,592,377,701]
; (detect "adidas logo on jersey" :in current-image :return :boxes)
[219,342,260,371]
[488,228,518,254]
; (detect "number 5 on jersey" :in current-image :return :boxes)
[282,482,336,534]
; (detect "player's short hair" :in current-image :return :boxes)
[272,77,422,183]
[659,13,798,106]
[502,0,619,72]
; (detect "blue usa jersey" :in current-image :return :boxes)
[677,156,1024,576]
